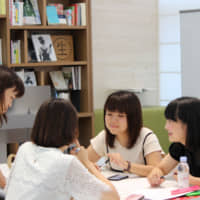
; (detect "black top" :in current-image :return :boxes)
[169,142,200,177]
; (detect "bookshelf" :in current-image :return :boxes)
[2,0,94,147]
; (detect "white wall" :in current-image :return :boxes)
[91,0,159,109]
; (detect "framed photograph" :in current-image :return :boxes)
[31,34,57,62]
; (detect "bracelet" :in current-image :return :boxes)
[124,161,131,172]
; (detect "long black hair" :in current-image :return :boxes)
[165,96,200,152]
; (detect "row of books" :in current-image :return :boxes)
[65,3,86,26]
[11,40,21,64]
[16,67,81,91]
[0,0,6,15]
[11,33,74,64]
[47,3,86,26]
[9,0,41,25]
[50,66,81,91]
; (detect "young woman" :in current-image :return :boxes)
[5,99,120,200]
[148,97,200,187]
[0,66,24,188]
[87,90,163,177]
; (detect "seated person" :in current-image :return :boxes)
[5,99,120,200]
[148,97,200,187]
[87,90,163,177]
[0,66,24,188]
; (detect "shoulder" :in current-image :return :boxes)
[140,127,153,138]
[17,142,33,153]
[91,130,106,143]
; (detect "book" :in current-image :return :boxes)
[10,40,21,64]
[28,38,37,62]
[30,0,41,24]
[49,71,67,90]
[23,0,41,25]
[46,6,59,25]
[0,39,2,65]
[58,15,67,24]
[72,66,81,90]
[24,71,37,86]
[0,0,6,15]
[48,3,64,15]
[51,35,74,62]
[62,67,73,90]
[79,3,86,26]
[31,34,57,62]
[15,69,25,82]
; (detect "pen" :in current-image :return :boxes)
[99,158,109,168]
[186,190,200,196]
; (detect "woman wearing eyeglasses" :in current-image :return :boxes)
[87,90,163,176]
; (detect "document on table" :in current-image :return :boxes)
[102,170,183,200]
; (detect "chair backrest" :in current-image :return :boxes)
[94,106,170,153]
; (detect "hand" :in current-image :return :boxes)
[75,146,89,165]
[173,171,178,181]
[147,167,165,187]
[107,153,127,169]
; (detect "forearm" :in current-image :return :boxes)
[83,160,118,193]
[189,175,200,186]
[0,170,6,188]
[128,163,154,177]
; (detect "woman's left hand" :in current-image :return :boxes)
[107,153,127,169]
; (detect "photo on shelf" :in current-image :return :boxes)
[31,34,57,62]
[24,71,37,87]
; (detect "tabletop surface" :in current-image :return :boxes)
[101,169,182,200]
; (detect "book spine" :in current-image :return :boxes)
[10,40,13,63]
[9,0,13,25]
[0,38,2,65]
[80,3,86,26]
[30,0,41,24]
[0,0,6,15]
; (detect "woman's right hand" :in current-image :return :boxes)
[147,167,165,187]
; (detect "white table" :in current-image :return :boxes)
[101,169,181,200]
[0,164,187,200]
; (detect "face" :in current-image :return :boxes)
[105,110,128,136]
[165,119,187,144]
[1,87,17,114]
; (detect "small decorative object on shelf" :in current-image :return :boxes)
[51,35,74,62]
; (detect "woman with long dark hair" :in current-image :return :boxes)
[0,66,24,188]
[148,97,200,187]
[88,90,163,176]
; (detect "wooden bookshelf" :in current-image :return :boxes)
[2,0,94,147]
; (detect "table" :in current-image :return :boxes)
[101,169,181,200]
[0,164,192,200]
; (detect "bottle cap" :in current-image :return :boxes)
[180,156,187,162]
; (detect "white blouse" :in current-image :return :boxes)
[91,127,163,171]
[5,142,109,200]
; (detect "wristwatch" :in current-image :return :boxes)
[124,161,131,172]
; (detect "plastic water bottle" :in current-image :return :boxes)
[177,156,189,188]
